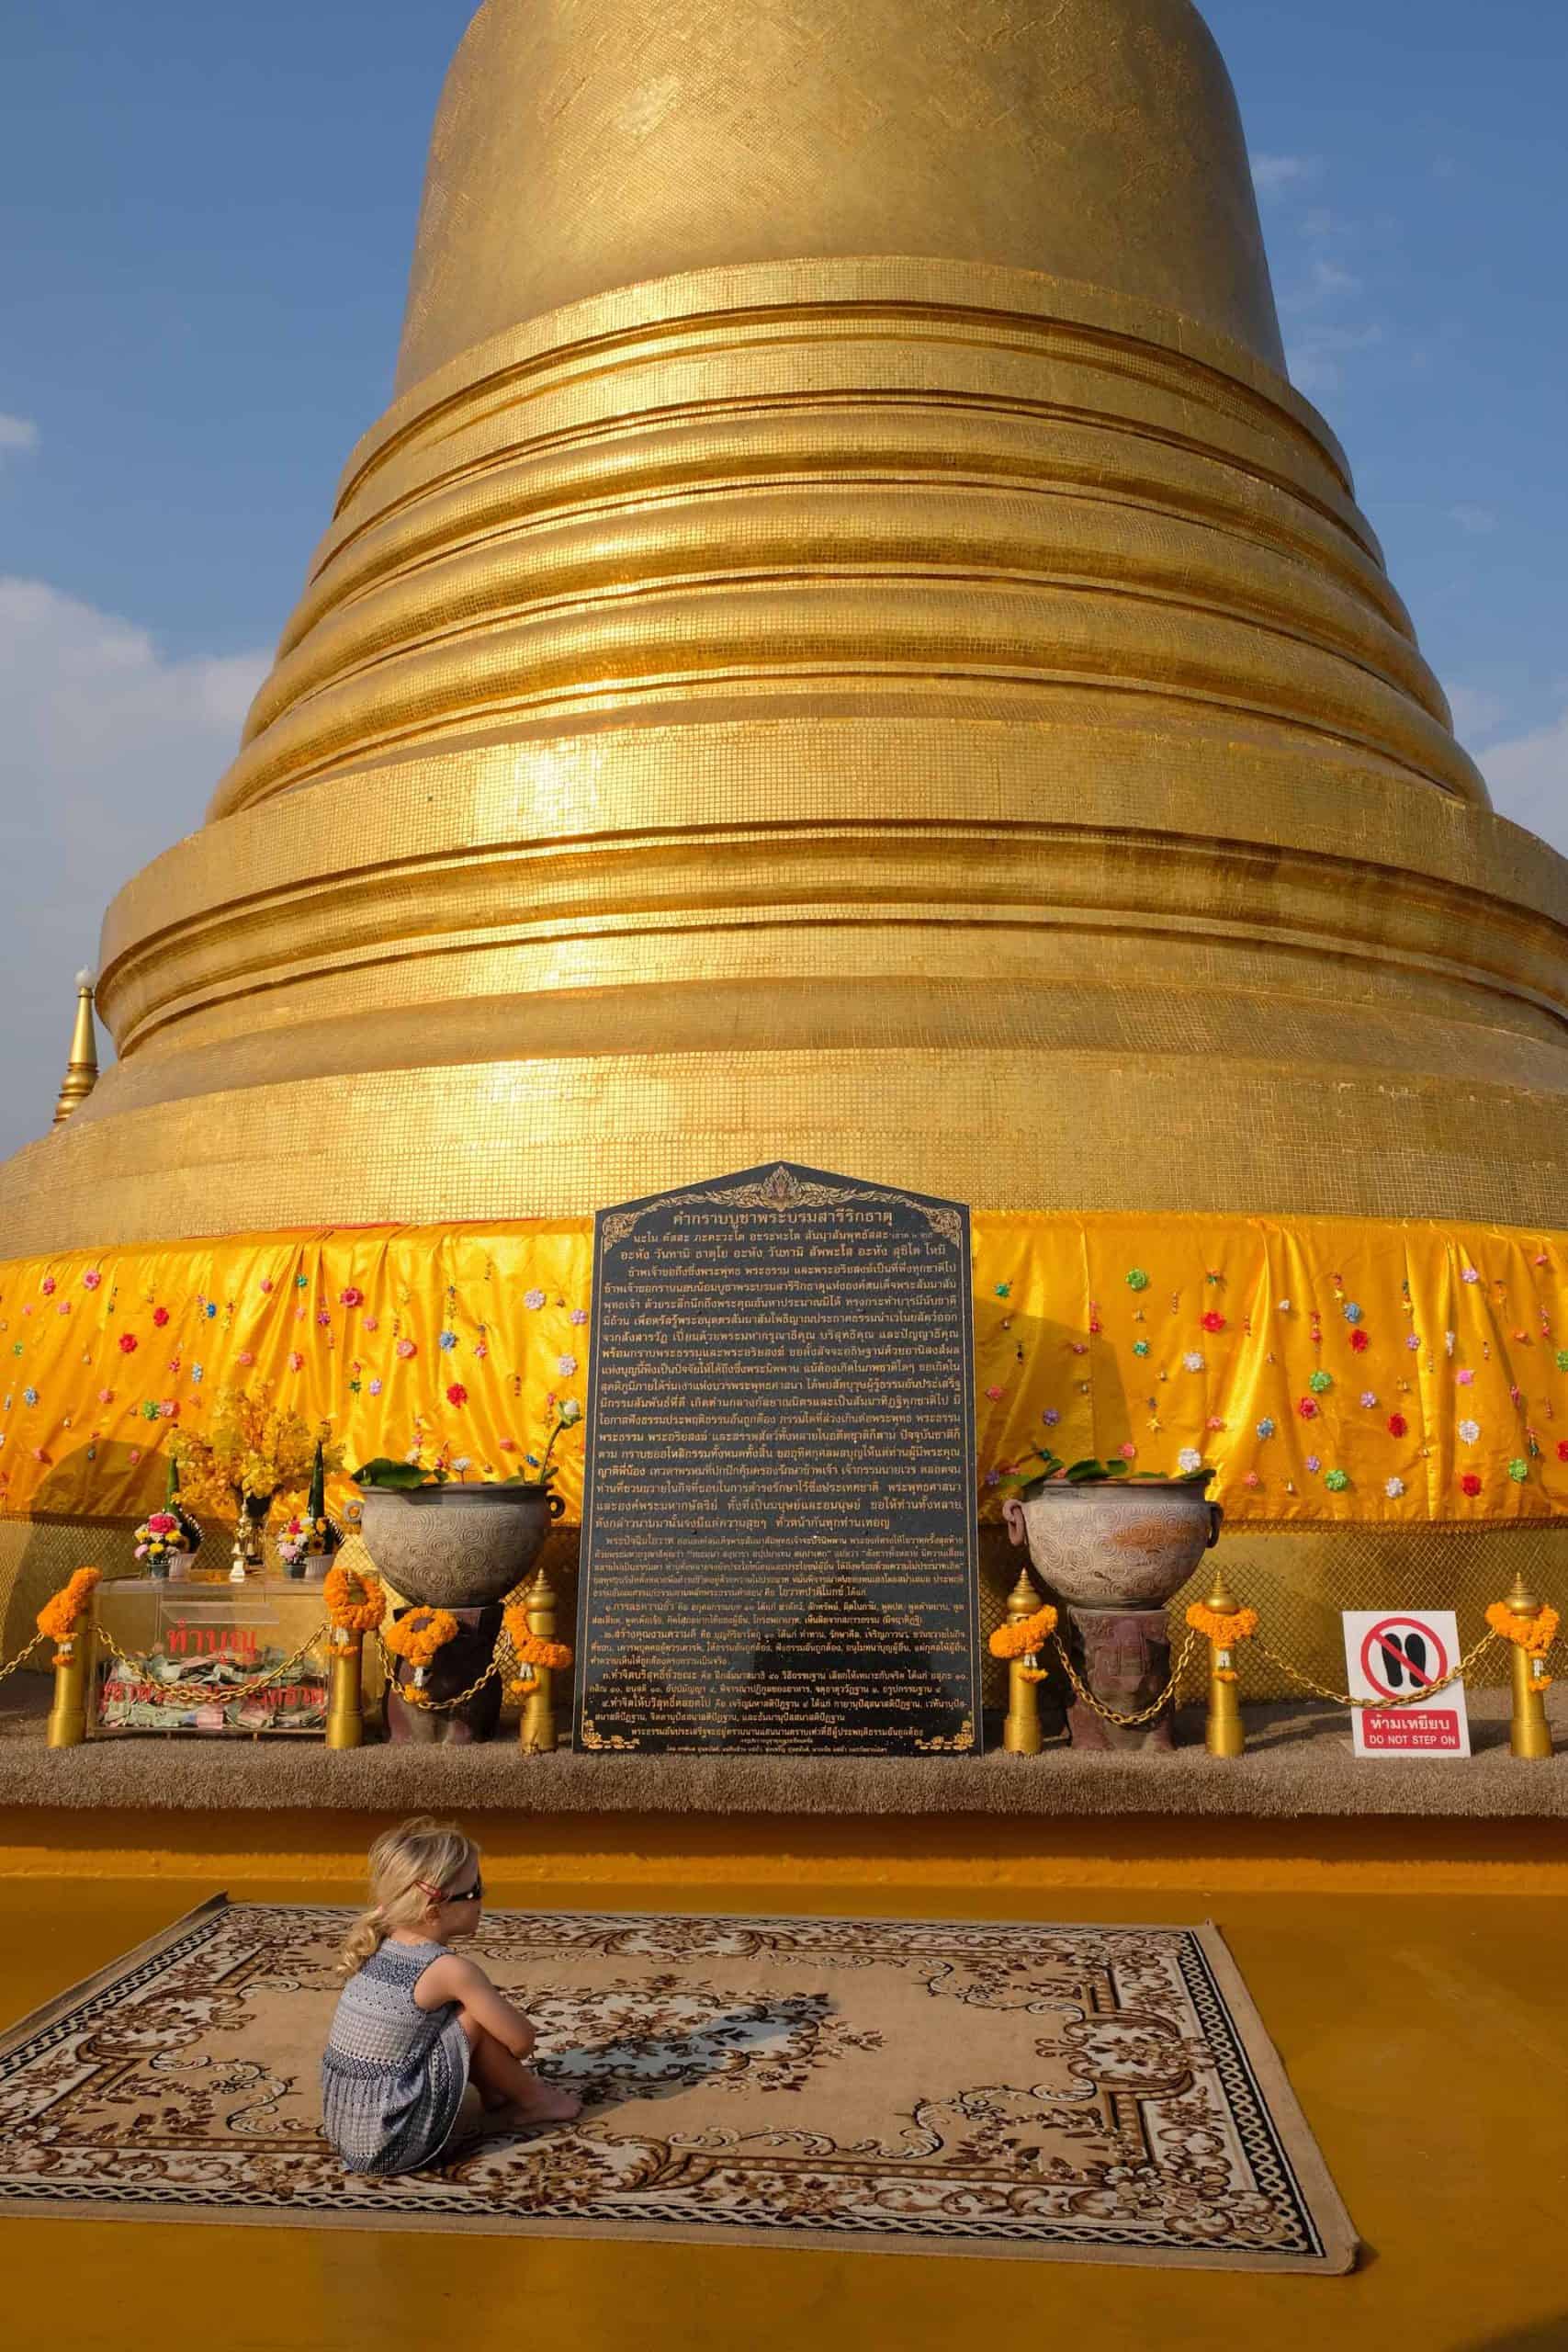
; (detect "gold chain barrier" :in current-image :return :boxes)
[1049,1628,1201,1732]
[0,1635,44,1690]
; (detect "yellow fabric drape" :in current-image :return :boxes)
[0,1214,1563,1528]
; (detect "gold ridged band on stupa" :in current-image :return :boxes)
[1,0,1564,1255]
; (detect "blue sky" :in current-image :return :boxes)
[0,0,1563,1155]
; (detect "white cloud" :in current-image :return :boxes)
[1449,503,1499,537]
[1252,153,1320,200]
[1482,710,1568,858]
[0,578,268,1157]
[1447,684,1507,741]
[0,414,39,464]
[1283,321,1383,397]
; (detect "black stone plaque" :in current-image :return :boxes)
[574,1163,980,1755]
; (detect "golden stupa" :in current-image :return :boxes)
[4,0,1564,1251]
[2,0,1566,1676]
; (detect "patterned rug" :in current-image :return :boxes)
[0,1900,1354,2270]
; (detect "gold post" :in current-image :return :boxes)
[519,1566,559,1755]
[1504,1573,1553,1761]
[51,971,100,1126]
[46,1596,96,1748]
[325,1633,365,1749]
[1002,1566,1045,1757]
[1203,1572,1247,1759]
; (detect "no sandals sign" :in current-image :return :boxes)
[1341,1610,1472,1758]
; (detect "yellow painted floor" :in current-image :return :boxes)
[3,1871,1564,2352]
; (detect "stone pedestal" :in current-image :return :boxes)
[385,1604,503,1746]
[1064,1606,1175,1752]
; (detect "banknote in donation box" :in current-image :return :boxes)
[96,1603,327,1736]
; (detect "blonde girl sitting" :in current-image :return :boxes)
[322,1815,581,2177]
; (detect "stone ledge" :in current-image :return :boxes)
[3,1684,1566,1818]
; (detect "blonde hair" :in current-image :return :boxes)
[338,1816,480,1976]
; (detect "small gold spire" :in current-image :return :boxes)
[52,971,99,1127]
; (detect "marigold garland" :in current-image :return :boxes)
[1485,1600,1560,1690]
[37,1566,102,1646]
[324,1562,386,1636]
[1186,1602,1259,1646]
[988,1606,1059,1661]
[382,1608,458,1673]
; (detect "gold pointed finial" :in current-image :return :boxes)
[52,971,99,1127]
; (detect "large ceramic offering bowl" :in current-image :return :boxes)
[1001,1479,1223,1612]
[356,1484,564,1610]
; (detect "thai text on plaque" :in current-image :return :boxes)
[575,1164,980,1754]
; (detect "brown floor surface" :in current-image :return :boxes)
[1,1872,1563,2352]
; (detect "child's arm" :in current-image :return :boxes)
[414,1952,536,2057]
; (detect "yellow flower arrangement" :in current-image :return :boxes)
[324,1562,387,1637]
[37,1566,102,1651]
[173,1386,341,1515]
[1486,1600,1560,1690]
[1185,1602,1260,1646]
[988,1605,1058,1662]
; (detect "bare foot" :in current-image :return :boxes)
[484,2079,582,2131]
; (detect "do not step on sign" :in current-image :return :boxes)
[1340,1611,1472,1758]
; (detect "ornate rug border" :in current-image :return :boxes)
[0,1899,1359,2273]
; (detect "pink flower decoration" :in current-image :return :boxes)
[474,1340,489,1361]
[1244,1471,1261,1490]
[57,1302,71,1317]
[363,1316,379,1333]
[499,1438,518,1453]
[1296,1396,1317,1419]
[39,1279,55,1297]
[82,1271,101,1292]
[985,1385,1004,1403]
[339,1287,365,1309]
[1458,1368,1475,1385]
[368,1380,382,1398]
[397,1340,417,1361]
[570,1308,589,1327]
[1119,1443,1137,1461]
[288,1351,304,1373]
[317,1310,332,1329]
[160,1401,178,1420]
[260,1278,274,1295]
[558,1355,579,1377]
[237,1350,254,1367]
[97,1389,114,1406]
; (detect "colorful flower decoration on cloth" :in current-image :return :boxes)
[1461,1267,1481,1283]
[396,1339,417,1360]
[1508,1459,1529,1483]
[988,1605,1059,1662]
[1555,1349,1568,1374]
[1305,1453,1322,1475]
[1385,1476,1405,1498]
[288,1351,304,1374]
[1359,1391,1379,1409]
[559,1355,579,1377]
[368,1379,383,1398]
[82,1270,101,1292]
[1133,1340,1150,1358]
[1387,1412,1408,1438]
[1125,1269,1150,1292]
[118,1334,138,1355]
[37,1566,101,1647]
[1308,1370,1333,1395]
[1297,1396,1318,1420]
[1201,1311,1225,1334]
[1119,1442,1137,1462]
[152,1307,170,1329]
[1279,1299,1292,1314]
[1461,1473,1483,1498]
[1178,1447,1203,1475]
[1256,1418,1276,1439]
[1325,1468,1350,1493]
[984,1385,1004,1404]
[1558,1440,1568,1464]
[21,1388,37,1408]
[570,1307,590,1327]
[439,1330,458,1351]
[1349,1329,1371,1353]
[324,1562,386,1636]
[994,1283,1011,1299]
[39,1279,54,1297]
[1042,1409,1060,1427]
[446,1384,468,1408]
[1458,1419,1481,1445]
[524,1288,547,1311]
[1343,1302,1363,1324]
[1183,1351,1205,1373]
[1405,1335,1421,1351]
[339,1286,364,1309]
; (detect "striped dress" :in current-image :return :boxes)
[321,1937,471,2176]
